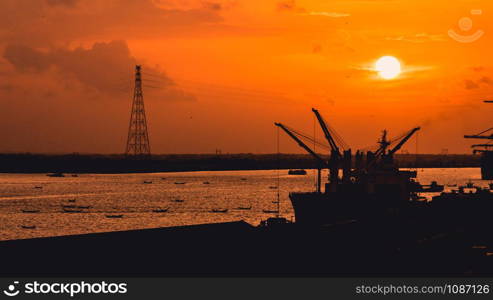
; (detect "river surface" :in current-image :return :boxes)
[0,168,486,241]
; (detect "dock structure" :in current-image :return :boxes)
[464,101,493,179]
[0,219,492,276]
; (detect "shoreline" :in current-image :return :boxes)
[0,153,480,174]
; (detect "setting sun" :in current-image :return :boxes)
[375,56,401,79]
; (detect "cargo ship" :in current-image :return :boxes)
[275,108,421,225]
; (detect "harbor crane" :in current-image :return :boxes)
[464,101,493,179]
[275,108,348,193]
[311,108,345,154]
[388,127,421,156]
[275,122,328,193]
[465,127,493,153]
[311,108,350,188]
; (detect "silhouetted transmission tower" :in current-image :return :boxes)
[125,65,151,157]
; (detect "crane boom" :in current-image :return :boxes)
[274,122,328,168]
[464,135,493,140]
[311,108,339,153]
[388,127,420,156]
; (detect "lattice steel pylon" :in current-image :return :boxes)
[125,65,151,157]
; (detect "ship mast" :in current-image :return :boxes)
[366,127,420,171]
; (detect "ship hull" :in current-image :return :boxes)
[290,177,413,225]
[290,191,371,225]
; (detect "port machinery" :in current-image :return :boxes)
[465,101,493,179]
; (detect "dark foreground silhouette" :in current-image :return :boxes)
[0,214,492,277]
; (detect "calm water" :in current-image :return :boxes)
[0,168,486,241]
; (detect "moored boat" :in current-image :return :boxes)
[105,214,123,218]
[235,206,252,210]
[47,172,65,177]
[288,169,307,175]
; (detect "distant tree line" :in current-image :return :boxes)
[0,153,480,174]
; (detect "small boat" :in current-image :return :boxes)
[472,245,487,249]
[21,209,40,213]
[263,209,279,214]
[411,194,427,202]
[21,225,36,229]
[47,172,65,177]
[211,208,228,213]
[62,208,83,213]
[413,181,444,193]
[105,214,123,218]
[174,182,186,185]
[203,181,210,184]
[259,217,293,228]
[152,208,169,213]
[67,199,76,203]
[288,169,307,175]
[235,206,252,210]
[34,186,43,189]
[143,181,153,184]
[171,199,184,203]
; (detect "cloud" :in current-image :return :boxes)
[465,80,479,90]
[479,76,493,85]
[276,1,349,17]
[304,12,350,18]
[276,0,304,12]
[3,40,195,101]
[45,0,79,7]
[472,66,485,72]
[462,75,493,91]
[0,0,224,45]
[202,1,222,11]
[385,33,446,43]
[312,44,323,54]
[3,45,52,72]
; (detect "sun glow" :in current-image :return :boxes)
[375,56,401,79]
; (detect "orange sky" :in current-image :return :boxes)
[1,0,493,154]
